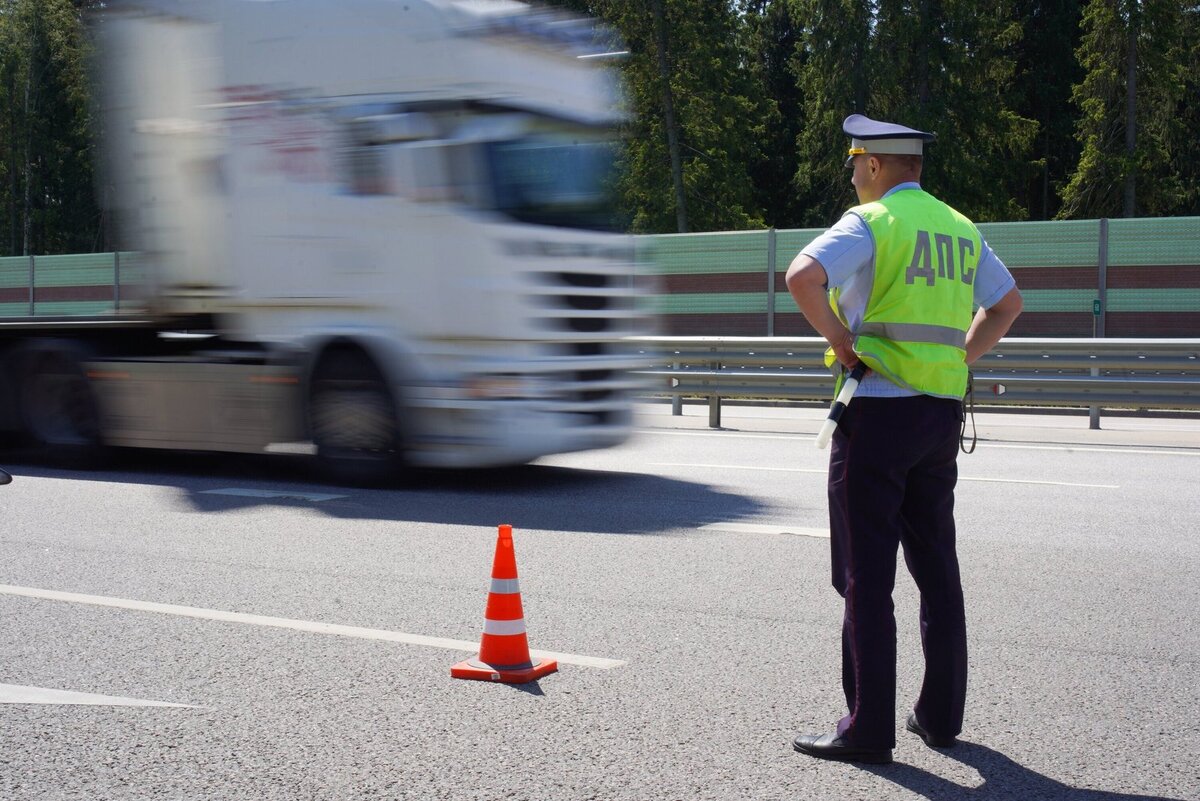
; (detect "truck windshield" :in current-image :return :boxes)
[483,134,622,232]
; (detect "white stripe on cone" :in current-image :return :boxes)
[482,618,527,636]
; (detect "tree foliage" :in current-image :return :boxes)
[548,0,772,232]
[1010,0,1085,220]
[1059,0,1190,218]
[784,0,1038,226]
[1173,5,1200,215]
[3,0,1200,254]
[790,0,873,226]
[0,0,102,255]
[740,0,805,228]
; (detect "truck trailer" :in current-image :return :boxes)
[0,0,647,483]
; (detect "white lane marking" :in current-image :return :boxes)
[651,462,1118,489]
[699,522,829,538]
[958,476,1119,488]
[0,683,195,708]
[655,462,824,475]
[642,429,1200,457]
[200,488,346,502]
[0,584,624,670]
[969,442,1198,458]
[645,430,807,442]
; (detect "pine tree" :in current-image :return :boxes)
[1172,4,1200,214]
[1059,0,1188,218]
[546,1,772,232]
[791,0,873,227]
[0,0,101,255]
[1011,0,1085,220]
[740,0,805,228]
[870,0,1038,222]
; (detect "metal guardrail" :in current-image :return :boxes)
[630,336,1200,428]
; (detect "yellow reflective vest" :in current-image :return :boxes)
[829,188,981,399]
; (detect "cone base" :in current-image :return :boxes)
[450,656,559,684]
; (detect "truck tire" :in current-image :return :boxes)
[16,342,103,465]
[308,347,405,486]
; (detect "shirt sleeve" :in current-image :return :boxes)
[973,236,1017,310]
[797,212,874,289]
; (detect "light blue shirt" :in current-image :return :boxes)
[797,183,1017,397]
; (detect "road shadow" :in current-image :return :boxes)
[0,449,771,536]
[863,741,1185,801]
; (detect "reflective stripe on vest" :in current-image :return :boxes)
[857,321,967,349]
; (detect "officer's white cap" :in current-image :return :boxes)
[843,114,935,166]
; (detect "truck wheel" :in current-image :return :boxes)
[308,348,405,486]
[17,344,103,464]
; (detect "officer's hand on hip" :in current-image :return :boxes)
[832,330,862,372]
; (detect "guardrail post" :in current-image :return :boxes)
[672,359,682,415]
[28,254,35,315]
[1090,218,1109,430]
[114,251,121,313]
[709,349,721,428]
[766,227,777,337]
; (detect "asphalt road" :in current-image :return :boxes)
[1,403,1198,801]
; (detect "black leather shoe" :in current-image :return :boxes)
[905,713,957,748]
[792,732,892,764]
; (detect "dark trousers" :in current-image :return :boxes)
[827,394,967,749]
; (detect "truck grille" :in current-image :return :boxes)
[527,269,646,340]
[516,265,655,430]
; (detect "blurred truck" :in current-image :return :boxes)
[0,0,647,483]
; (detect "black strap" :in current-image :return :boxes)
[960,370,977,454]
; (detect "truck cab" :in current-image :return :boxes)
[1,0,648,482]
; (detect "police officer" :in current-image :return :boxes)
[786,114,1023,764]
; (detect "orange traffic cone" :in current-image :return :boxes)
[451,524,558,683]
